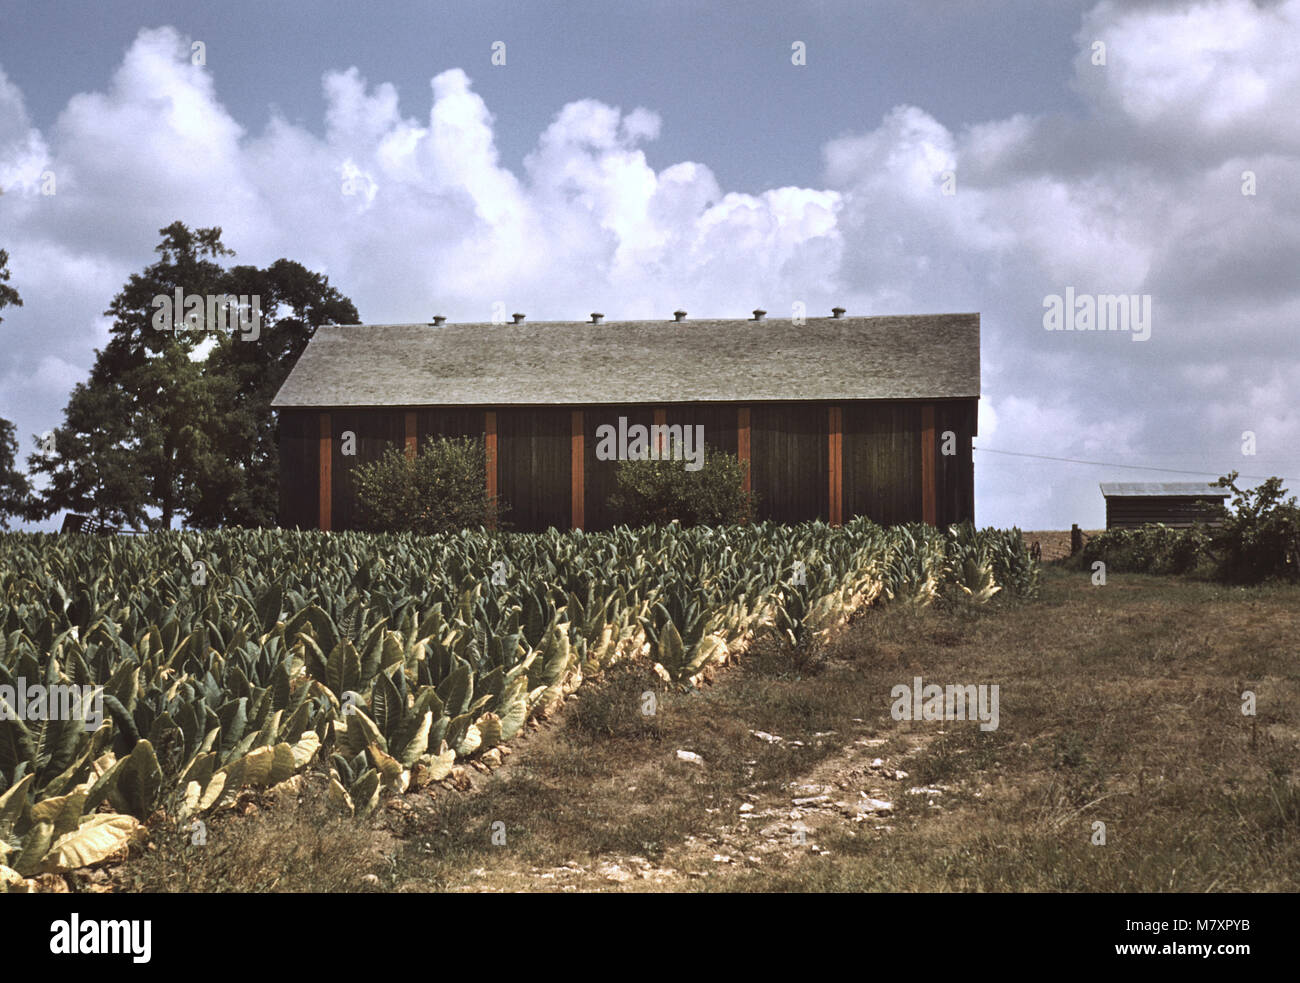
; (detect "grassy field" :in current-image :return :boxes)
[109,564,1298,893]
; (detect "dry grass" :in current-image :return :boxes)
[115,565,1300,892]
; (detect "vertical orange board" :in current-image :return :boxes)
[737,407,751,493]
[484,411,497,530]
[921,404,936,526]
[828,405,843,525]
[571,410,585,530]
[318,412,332,531]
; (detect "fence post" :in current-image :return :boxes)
[1071,524,1082,555]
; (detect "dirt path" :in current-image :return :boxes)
[430,724,943,892]
[417,632,952,892]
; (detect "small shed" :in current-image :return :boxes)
[1100,482,1230,529]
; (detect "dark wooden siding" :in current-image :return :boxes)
[330,410,405,531]
[1106,496,1226,529]
[584,406,654,531]
[934,399,976,526]
[664,404,738,458]
[497,408,571,532]
[277,410,318,528]
[416,409,484,444]
[751,404,828,523]
[278,399,976,532]
[842,402,921,525]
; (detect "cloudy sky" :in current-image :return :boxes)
[1,0,1297,530]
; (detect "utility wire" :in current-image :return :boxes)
[972,446,1293,483]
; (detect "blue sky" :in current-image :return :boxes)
[2,0,1298,529]
[3,1,1087,193]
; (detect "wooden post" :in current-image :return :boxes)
[485,411,497,531]
[828,405,843,525]
[921,404,936,526]
[653,408,667,458]
[404,411,417,460]
[1071,524,1082,555]
[737,407,751,493]
[571,410,585,530]
[318,412,332,531]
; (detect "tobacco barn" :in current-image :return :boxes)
[1100,482,1230,530]
[270,310,980,532]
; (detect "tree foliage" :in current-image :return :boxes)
[0,249,29,528]
[0,415,30,530]
[1211,471,1300,583]
[25,222,357,528]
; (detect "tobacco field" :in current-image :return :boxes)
[0,519,1038,881]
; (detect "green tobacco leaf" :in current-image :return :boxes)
[339,707,386,757]
[370,670,400,739]
[216,698,248,756]
[110,740,164,818]
[325,639,362,699]
[255,584,284,635]
[380,631,405,672]
[0,774,35,839]
[0,719,35,785]
[497,699,527,743]
[435,662,471,718]
[656,619,686,679]
[395,711,432,767]
[285,604,338,655]
[83,755,126,814]
[297,635,328,685]
[29,788,87,840]
[531,626,570,689]
[349,770,380,818]
[475,713,502,749]
[12,820,54,877]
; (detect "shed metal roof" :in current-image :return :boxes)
[1099,482,1230,497]
[270,313,980,408]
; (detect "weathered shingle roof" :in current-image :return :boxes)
[1100,482,1230,497]
[271,313,979,408]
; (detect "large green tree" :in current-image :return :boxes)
[0,249,30,528]
[188,258,358,527]
[28,222,358,528]
[28,224,227,528]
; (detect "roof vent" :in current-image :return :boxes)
[430,314,446,326]
[752,309,767,321]
[590,312,603,324]
[511,312,526,324]
[673,310,687,322]
[831,307,846,319]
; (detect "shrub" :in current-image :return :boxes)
[1078,523,1213,576]
[1073,473,1300,582]
[607,446,755,526]
[1210,472,1300,583]
[351,437,504,534]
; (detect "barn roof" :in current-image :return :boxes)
[1099,482,1230,497]
[270,313,980,408]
